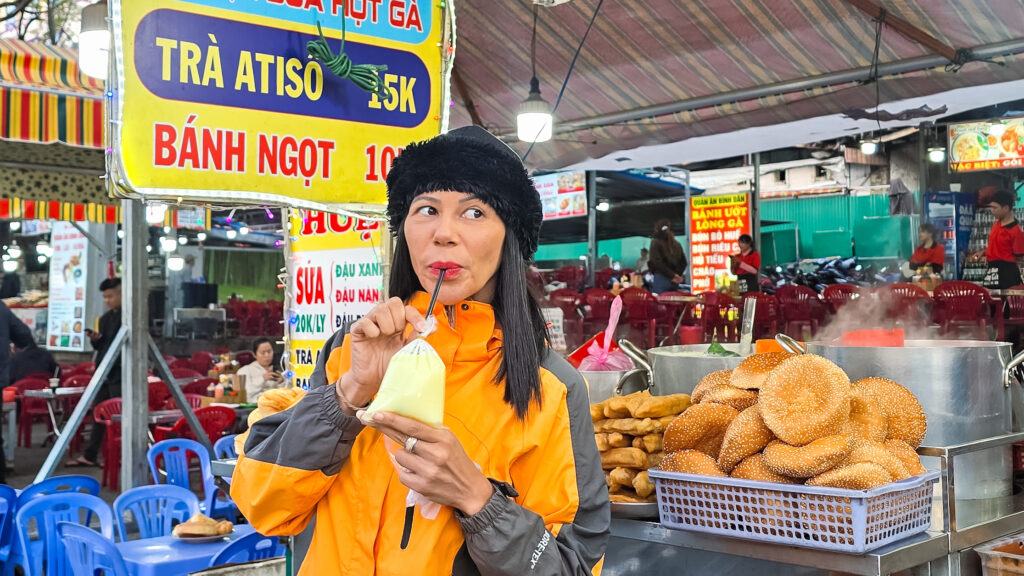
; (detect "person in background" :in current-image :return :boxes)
[0,272,20,299]
[67,277,122,468]
[907,223,945,278]
[236,337,285,402]
[0,301,33,483]
[648,219,688,293]
[982,190,1024,290]
[634,247,649,273]
[10,341,59,384]
[729,234,762,294]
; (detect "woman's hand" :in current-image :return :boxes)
[340,298,427,409]
[671,274,684,284]
[361,410,494,516]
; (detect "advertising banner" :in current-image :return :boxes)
[534,171,587,221]
[689,193,751,292]
[46,222,90,351]
[286,210,384,388]
[948,118,1024,172]
[112,0,450,209]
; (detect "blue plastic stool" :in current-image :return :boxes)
[17,475,101,504]
[15,492,114,576]
[58,522,129,576]
[113,484,200,541]
[209,530,284,567]
[147,438,236,522]
[214,434,238,459]
[0,485,17,576]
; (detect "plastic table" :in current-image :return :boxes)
[115,523,256,576]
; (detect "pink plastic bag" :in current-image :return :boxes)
[578,296,634,372]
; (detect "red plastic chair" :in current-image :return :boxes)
[148,381,171,411]
[775,285,828,339]
[699,292,739,343]
[822,284,862,315]
[548,289,583,350]
[619,287,660,348]
[93,398,123,490]
[579,289,614,344]
[163,393,205,411]
[240,316,264,336]
[167,358,194,372]
[555,266,586,290]
[932,281,993,339]
[595,268,617,290]
[183,378,217,396]
[171,368,204,380]
[1004,285,1024,346]
[876,283,931,326]
[14,377,51,447]
[191,351,215,374]
[153,406,236,444]
[741,292,781,340]
[235,351,255,366]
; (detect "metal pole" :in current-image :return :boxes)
[121,199,150,489]
[35,327,128,483]
[149,336,213,453]
[684,172,693,288]
[919,125,928,211]
[752,153,761,254]
[586,171,597,287]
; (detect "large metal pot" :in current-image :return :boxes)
[806,339,1024,500]
[580,368,649,403]
[645,343,747,396]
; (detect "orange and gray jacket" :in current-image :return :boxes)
[231,293,610,575]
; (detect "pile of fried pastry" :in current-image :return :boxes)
[591,391,692,503]
[172,513,234,538]
[657,352,928,490]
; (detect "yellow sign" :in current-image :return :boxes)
[111,0,450,210]
[285,209,385,388]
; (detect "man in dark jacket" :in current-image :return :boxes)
[10,342,60,384]
[67,277,122,468]
[0,301,34,483]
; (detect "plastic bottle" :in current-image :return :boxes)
[214,382,224,399]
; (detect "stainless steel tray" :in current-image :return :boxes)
[610,502,659,520]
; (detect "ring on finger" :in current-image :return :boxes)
[404,436,419,453]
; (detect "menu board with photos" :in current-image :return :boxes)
[46,222,89,351]
[535,171,588,221]
[948,118,1024,172]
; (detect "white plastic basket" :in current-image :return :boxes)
[648,469,940,553]
[977,533,1024,576]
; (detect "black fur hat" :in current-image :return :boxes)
[386,126,543,258]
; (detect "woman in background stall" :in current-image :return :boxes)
[648,219,688,293]
[729,234,761,295]
[905,223,945,279]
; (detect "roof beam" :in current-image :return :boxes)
[451,66,484,126]
[840,0,957,61]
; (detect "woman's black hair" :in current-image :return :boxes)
[252,337,274,354]
[738,234,754,248]
[389,226,548,419]
[918,223,938,246]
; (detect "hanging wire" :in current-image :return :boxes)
[868,9,885,135]
[306,1,392,104]
[521,0,606,163]
[531,5,538,80]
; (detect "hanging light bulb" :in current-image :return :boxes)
[927,147,946,163]
[78,0,109,80]
[178,236,188,245]
[596,201,610,212]
[166,256,185,271]
[2,260,17,273]
[163,225,171,234]
[516,9,552,143]
[239,226,250,235]
[146,245,152,253]
[36,254,47,264]
[36,242,53,257]
[160,237,177,252]
[197,232,207,242]
[9,221,20,232]
[859,140,879,155]
[117,229,124,239]
[8,246,21,259]
[226,229,237,240]
[145,203,167,224]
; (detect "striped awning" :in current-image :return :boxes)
[0,198,120,224]
[452,0,1024,170]
[0,39,105,148]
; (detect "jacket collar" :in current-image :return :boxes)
[408,292,503,364]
